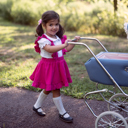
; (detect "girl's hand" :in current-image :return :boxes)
[64,39,72,47]
[73,36,80,42]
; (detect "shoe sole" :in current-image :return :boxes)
[33,107,46,116]
[59,117,73,123]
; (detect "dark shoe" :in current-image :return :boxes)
[33,106,46,116]
[59,112,73,123]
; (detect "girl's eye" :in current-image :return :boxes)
[49,24,52,26]
[56,23,59,26]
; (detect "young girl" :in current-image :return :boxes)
[30,10,80,123]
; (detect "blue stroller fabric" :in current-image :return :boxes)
[85,52,128,87]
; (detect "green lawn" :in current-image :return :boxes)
[1,17,128,100]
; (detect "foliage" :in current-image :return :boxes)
[0,0,128,35]
[0,0,14,20]
[0,0,56,25]
[11,0,39,25]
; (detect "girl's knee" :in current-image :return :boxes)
[43,89,51,95]
[52,89,60,98]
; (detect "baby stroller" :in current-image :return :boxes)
[69,36,128,128]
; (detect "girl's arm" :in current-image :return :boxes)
[43,36,80,53]
[65,44,75,52]
[43,41,68,53]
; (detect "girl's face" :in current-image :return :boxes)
[43,19,59,38]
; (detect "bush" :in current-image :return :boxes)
[0,0,128,37]
[60,1,88,31]
[97,11,126,37]
[0,0,14,20]
[0,0,56,25]
[11,0,39,25]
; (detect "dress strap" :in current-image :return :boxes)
[41,34,58,58]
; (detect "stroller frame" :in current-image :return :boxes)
[69,37,128,127]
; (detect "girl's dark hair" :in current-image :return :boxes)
[36,10,65,38]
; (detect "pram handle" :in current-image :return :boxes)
[72,37,108,52]
[68,41,128,97]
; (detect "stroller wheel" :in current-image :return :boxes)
[95,111,128,128]
[108,93,128,119]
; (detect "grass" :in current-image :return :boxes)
[1,17,128,100]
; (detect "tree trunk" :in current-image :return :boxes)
[114,0,118,12]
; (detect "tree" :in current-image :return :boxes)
[82,0,127,12]
[114,0,117,12]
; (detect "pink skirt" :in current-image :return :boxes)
[29,56,72,91]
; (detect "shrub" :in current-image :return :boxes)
[0,0,56,25]
[0,0,14,20]
[61,1,88,31]
[11,0,39,25]
[0,0,128,37]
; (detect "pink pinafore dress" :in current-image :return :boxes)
[29,34,72,91]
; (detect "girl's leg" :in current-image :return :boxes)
[33,89,51,116]
[52,89,73,122]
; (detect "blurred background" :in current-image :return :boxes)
[0,0,128,37]
[0,0,128,99]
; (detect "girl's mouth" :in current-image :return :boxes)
[52,30,57,32]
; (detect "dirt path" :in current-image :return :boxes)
[0,87,107,128]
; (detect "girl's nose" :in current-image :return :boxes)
[53,25,56,29]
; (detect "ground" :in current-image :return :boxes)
[0,87,107,128]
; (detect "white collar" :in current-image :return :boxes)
[44,34,60,41]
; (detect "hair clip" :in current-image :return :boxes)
[38,19,42,25]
